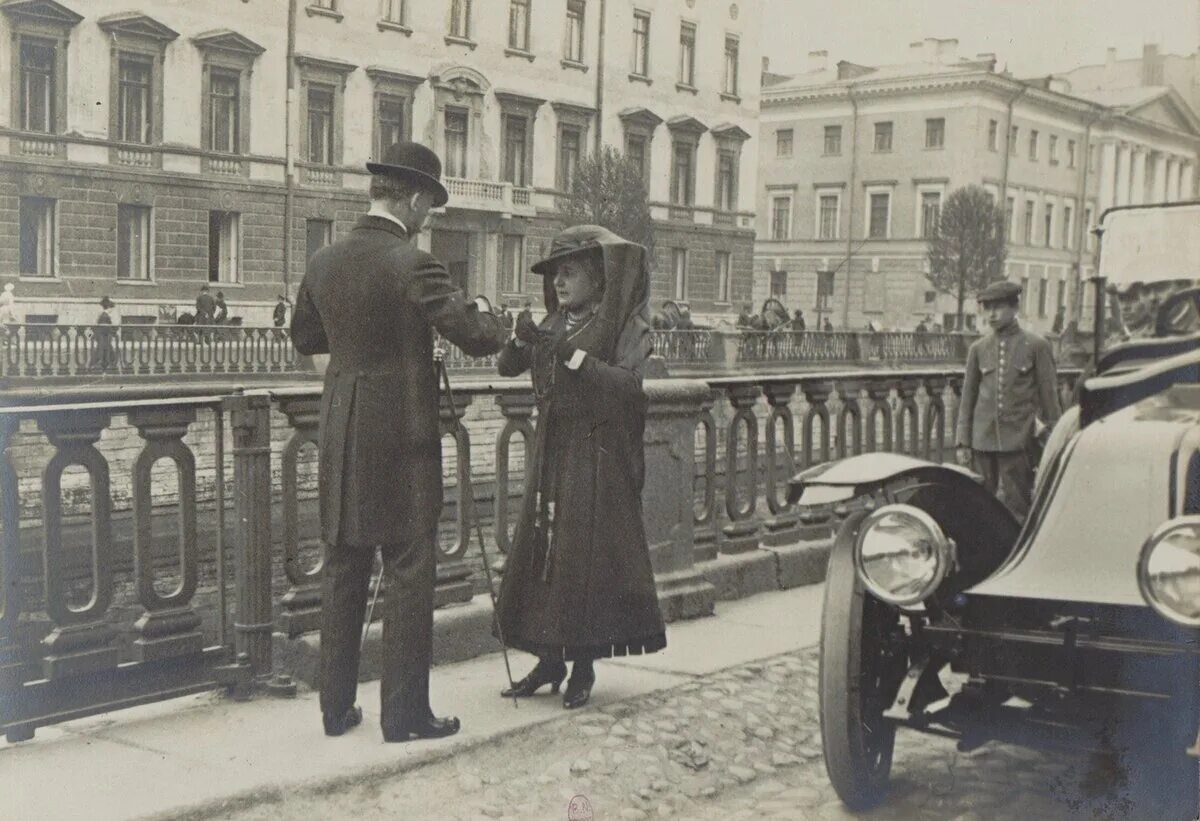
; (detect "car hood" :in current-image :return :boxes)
[968,401,1196,606]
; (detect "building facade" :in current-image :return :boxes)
[755,39,1200,335]
[0,0,759,326]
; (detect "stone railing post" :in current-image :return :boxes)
[642,380,716,622]
[922,375,949,461]
[708,328,741,370]
[721,384,762,553]
[796,380,835,539]
[864,381,894,453]
[225,394,275,682]
[692,390,719,562]
[761,382,800,546]
[277,395,324,638]
[436,387,475,607]
[894,379,921,456]
[494,391,536,558]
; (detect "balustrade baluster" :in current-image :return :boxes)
[836,380,864,458]
[127,407,204,661]
[38,410,119,679]
[761,382,799,546]
[864,382,894,452]
[720,385,761,553]
[692,392,719,562]
[795,381,835,538]
[494,392,536,558]
[922,376,948,461]
[277,396,324,637]
[894,379,921,456]
[437,389,474,606]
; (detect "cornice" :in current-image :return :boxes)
[551,100,598,119]
[494,89,547,111]
[364,66,425,88]
[666,114,708,136]
[293,53,357,76]
[618,107,664,129]
[191,29,266,59]
[0,0,82,28]
[711,123,752,142]
[97,12,179,44]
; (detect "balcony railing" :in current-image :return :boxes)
[442,177,536,216]
[209,156,244,176]
[0,366,1082,740]
[16,135,57,157]
[115,147,155,167]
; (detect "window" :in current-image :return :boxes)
[818,193,839,239]
[1005,195,1016,240]
[1020,277,1029,315]
[508,0,530,51]
[632,11,650,76]
[1037,277,1048,317]
[117,205,151,280]
[18,39,56,133]
[306,219,331,262]
[1009,125,1018,156]
[565,1,585,63]
[678,22,695,86]
[207,69,241,153]
[817,270,835,308]
[770,270,788,298]
[502,235,524,293]
[1028,129,1039,160]
[18,197,55,276]
[920,191,942,238]
[924,118,945,149]
[715,150,738,212]
[872,121,892,152]
[1024,199,1036,244]
[776,129,793,157]
[1056,279,1066,314]
[868,191,890,239]
[380,0,406,24]
[375,94,406,158]
[306,85,335,164]
[670,140,694,206]
[208,211,240,284]
[988,119,998,151]
[824,125,842,155]
[1043,203,1054,247]
[558,125,582,190]
[672,249,688,298]
[723,36,739,96]
[449,0,472,38]
[444,108,468,178]
[1063,205,1074,249]
[770,196,791,240]
[625,134,647,179]
[502,115,528,187]
[1049,135,1059,165]
[116,57,152,143]
[1067,139,1077,168]
[715,251,731,302]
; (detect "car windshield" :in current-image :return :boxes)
[1099,203,1200,289]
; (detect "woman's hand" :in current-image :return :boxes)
[515,313,544,346]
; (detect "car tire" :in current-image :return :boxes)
[819,510,902,811]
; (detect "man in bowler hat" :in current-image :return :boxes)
[291,142,508,741]
[955,280,1061,519]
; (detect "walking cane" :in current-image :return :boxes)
[434,336,521,708]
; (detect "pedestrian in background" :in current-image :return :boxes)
[792,308,806,331]
[955,281,1061,520]
[273,295,289,328]
[0,283,18,324]
[291,141,507,742]
[92,296,118,373]
[213,291,229,324]
[195,285,215,324]
[822,317,833,332]
[494,225,666,711]
[517,300,534,328]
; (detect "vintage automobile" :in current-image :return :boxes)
[789,201,1200,818]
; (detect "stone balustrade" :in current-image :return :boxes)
[0,366,1081,741]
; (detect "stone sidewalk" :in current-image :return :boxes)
[0,586,824,821]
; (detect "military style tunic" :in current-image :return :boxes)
[956,321,1062,453]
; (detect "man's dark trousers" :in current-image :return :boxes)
[318,526,437,730]
[973,450,1033,520]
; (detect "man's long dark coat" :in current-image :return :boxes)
[291,215,507,547]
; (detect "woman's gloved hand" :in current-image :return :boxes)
[514,313,544,345]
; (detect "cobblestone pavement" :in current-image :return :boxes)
[225,649,1147,821]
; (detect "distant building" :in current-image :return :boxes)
[756,38,1200,334]
[1054,44,1200,129]
[1,0,760,326]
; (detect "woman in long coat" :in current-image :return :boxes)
[494,225,666,709]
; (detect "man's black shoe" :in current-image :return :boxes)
[382,715,461,743]
[323,705,363,737]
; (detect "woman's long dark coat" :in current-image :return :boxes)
[494,229,666,661]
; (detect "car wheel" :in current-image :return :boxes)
[819,510,904,810]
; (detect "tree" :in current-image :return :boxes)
[557,144,654,256]
[926,185,1008,331]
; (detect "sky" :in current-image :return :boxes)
[761,0,1198,78]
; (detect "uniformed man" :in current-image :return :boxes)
[955,280,1061,519]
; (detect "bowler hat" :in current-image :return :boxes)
[977,280,1022,304]
[366,142,450,208]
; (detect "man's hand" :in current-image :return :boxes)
[514,313,544,346]
[955,447,973,468]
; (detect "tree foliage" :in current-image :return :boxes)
[926,185,1008,330]
[557,144,655,255]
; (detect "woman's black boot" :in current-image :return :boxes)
[563,661,595,710]
[500,658,567,698]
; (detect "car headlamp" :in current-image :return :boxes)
[1137,516,1200,627]
[854,504,954,606]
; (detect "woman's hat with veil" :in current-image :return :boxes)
[530,225,651,364]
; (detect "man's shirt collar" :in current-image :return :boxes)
[365,205,408,235]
